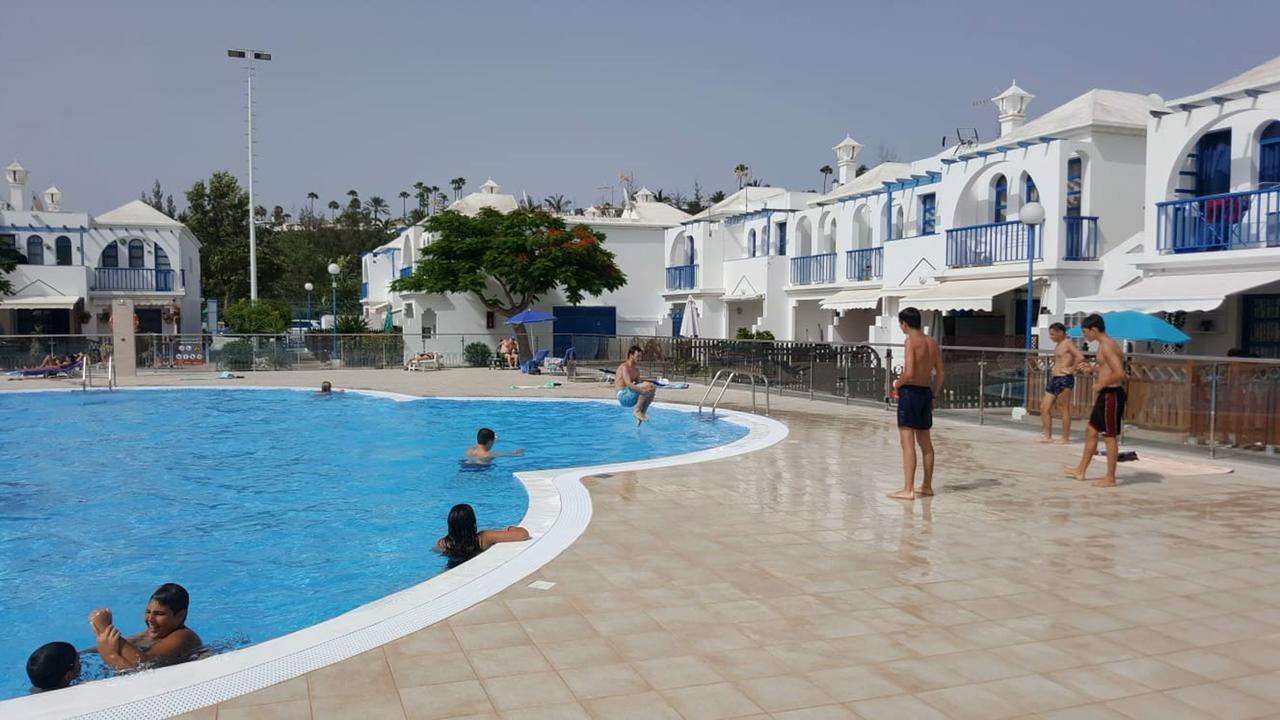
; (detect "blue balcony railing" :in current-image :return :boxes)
[93,267,182,292]
[946,220,1042,268]
[1157,186,1280,254]
[360,282,369,299]
[665,264,697,290]
[845,247,883,281]
[1063,216,1099,260]
[790,253,837,285]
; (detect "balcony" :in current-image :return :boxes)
[93,267,183,292]
[946,220,1042,268]
[1156,186,1280,254]
[665,264,697,290]
[399,266,412,278]
[845,247,883,281]
[790,253,837,285]
[1063,216,1099,260]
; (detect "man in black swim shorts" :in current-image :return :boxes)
[1040,323,1084,444]
[890,307,945,500]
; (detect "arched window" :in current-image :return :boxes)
[1066,157,1083,217]
[101,243,119,268]
[1261,121,1280,185]
[155,245,171,270]
[155,246,172,290]
[55,236,72,265]
[128,239,145,268]
[748,228,757,257]
[26,236,44,265]
[993,175,1008,222]
[1023,175,1039,204]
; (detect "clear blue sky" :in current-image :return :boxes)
[2,0,1278,216]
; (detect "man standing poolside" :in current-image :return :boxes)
[615,345,656,424]
[1040,322,1085,444]
[889,307,944,500]
[1065,313,1127,487]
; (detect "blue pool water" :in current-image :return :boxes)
[0,388,747,698]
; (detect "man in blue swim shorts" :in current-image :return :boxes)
[1040,322,1084,444]
[890,307,945,501]
[615,345,657,423]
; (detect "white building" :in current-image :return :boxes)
[1067,55,1280,357]
[361,179,687,362]
[0,162,203,336]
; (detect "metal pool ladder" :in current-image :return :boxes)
[698,369,770,417]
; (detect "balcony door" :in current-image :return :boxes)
[1195,130,1231,196]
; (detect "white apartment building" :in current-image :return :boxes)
[1067,56,1280,357]
[0,162,203,336]
[361,179,687,362]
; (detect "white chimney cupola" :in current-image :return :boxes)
[832,136,864,185]
[43,186,62,212]
[6,161,28,212]
[634,187,655,204]
[992,81,1034,137]
[479,178,501,195]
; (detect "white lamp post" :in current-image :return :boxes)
[327,263,340,359]
[304,282,314,322]
[1018,201,1045,352]
[227,48,271,301]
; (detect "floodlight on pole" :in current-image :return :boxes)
[227,48,271,301]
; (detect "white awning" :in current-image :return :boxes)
[903,276,1035,313]
[821,288,881,311]
[1065,270,1280,314]
[0,295,81,310]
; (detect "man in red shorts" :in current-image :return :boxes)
[1065,314,1126,487]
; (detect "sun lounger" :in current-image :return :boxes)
[7,359,83,378]
[520,350,550,374]
[405,353,442,371]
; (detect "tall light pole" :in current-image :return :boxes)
[1018,201,1045,352]
[304,282,314,322]
[328,263,341,361]
[227,48,272,301]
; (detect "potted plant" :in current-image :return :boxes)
[97,308,112,324]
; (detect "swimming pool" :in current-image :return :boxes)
[0,388,749,700]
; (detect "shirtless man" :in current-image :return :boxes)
[1040,322,1085,443]
[465,427,524,462]
[615,345,657,424]
[889,307,945,500]
[88,583,202,670]
[1065,313,1127,487]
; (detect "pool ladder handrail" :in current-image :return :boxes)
[698,369,770,417]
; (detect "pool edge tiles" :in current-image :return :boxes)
[0,389,787,720]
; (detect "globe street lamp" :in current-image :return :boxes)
[304,282,314,322]
[1018,201,1045,352]
[327,263,340,361]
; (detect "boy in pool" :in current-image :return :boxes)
[466,427,524,462]
[89,583,202,669]
[614,345,657,423]
[26,641,80,692]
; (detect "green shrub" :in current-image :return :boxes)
[223,299,293,334]
[734,328,775,341]
[336,314,370,333]
[221,339,255,370]
[464,342,493,367]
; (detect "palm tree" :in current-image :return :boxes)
[708,190,727,204]
[734,164,750,189]
[652,189,668,203]
[398,190,411,221]
[428,185,441,214]
[543,194,571,213]
[434,191,448,212]
[819,165,833,192]
[306,191,319,214]
[450,177,466,200]
[412,182,427,212]
[365,196,389,224]
[327,200,340,220]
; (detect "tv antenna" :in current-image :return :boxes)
[949,128,980,154]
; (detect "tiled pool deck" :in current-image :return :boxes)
[16,369,1280,719]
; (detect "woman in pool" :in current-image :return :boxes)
[88,583,202,670]
[436,503,529,567]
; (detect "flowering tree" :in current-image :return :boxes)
[392,208,625,359]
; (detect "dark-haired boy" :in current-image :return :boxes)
[89,583,202,669]
[26,641,79,692]
[1040,322,1084,443]
[1065,314,1127,487]
[466,427,525,461]
[615,345,657,423]
[890,307,944,500]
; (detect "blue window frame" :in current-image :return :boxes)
[919,194,936,235]
[1024,175,1039,203]
[686,236,696,265]
[993,176,1008,222]
[748,228,757,257]
[128,239,145,268]
[1066,157,1083,217]
[1196,129,1231,196]
[55,236,72,265]
[101,243,118,267]
[26,235,43,265]
[776,222,787,256]
[1261,122,1280,185]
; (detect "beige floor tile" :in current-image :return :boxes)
[385,625,462,659]
[1046,665,1151,702]
[1223,671,1280,705]
[632,655,725,690]
[583,610,663,636]
[771,705,862,720]
[557,662,650,700]
[170,709,217,720]
[661,681,764,720]
[481,671,576,711]
[607,629,694,661]
[519,615,600,645]
[454,621,535,652]
[466,645,551,679]
[735,674,835,713]
[1104,690,1219,719]
[307,649,397,699]
[1099,657,1207,691]
[807,663,908,702]
[311,691,406,720]
[580,691,683,720]
[399,679,494,720]
[450,600,517,626]
[387,649,478,688]
[535,637,622,670]
[1157,648,1262,681]
[917,682,1023,720]
[1039,704,1132,720]
[1165,682,1278,719]
[503,596,580,621]
[217,701,313,720]
[499,702,589,719]
[849,694,953,720]
[219,677,310,708]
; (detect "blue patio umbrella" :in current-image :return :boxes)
[504,308,556,325]
[1067,311,1190,344]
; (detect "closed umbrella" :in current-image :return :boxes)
[1067,311,1189,344]
[382,306,394,332]
[679,297,701,338]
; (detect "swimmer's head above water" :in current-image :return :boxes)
[145,583,190,639]
[26,641,79,692]
[319,381,332,393]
